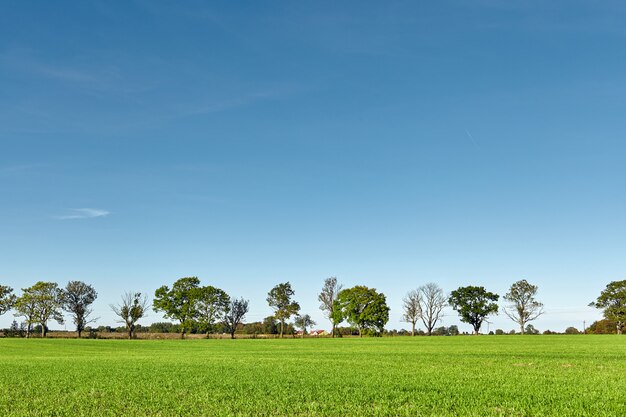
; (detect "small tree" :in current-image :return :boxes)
[335,286,389,336]
[448,286,499,334]
[15,281,64,337]
[402,290,420,336]
[267,282,300,338]
[318,277,342,337]
[111,292,149,339]
[197,285,230,337]
[0,285,17,317]
[224,297,249,339]
[61,281,98,338]
[590,280,626,335]
[153,277,201,339]
[565,327,580,335]
[294,314,316,338]
[503,279,544,335]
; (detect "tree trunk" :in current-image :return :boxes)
[411,322,415,336]
[128,324,133,340]
[230,330,235,339]
[617,322,623,335]
[42,324,47,338]
[332,323,336,338]
[180,328,186,339]
[520,324,525,335]
[280,320,284,338]
[358,327,362,338]
[77,329,82,338]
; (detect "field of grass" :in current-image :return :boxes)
[0,335,625,416]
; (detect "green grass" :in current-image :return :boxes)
[0,336,625,416]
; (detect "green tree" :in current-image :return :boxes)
[0,285,17,317]
[503,279,544,335]
[61,281,98,338]
[335,286,390,337]
[15,281,64,337]
[224,297,249,339]
[294,314,316,338]
[196,285,230,337]
[448,286,499,334]
[267,282,300,338]
[590,280,626,335]
[153,277,201,339]
[111,292,149,339]
[318,277,342,337]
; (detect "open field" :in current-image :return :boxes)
[0,336,625,416]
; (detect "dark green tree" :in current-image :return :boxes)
[335,286,389,337]
[267,282,300,338]
[61,281,98,338]
[448,286,499,334]
[224,297,249,339]
[15,281,64,337]
[111,292,149,339]
[590,280,626,335]
[196,285,230,337]
[294,314,316,338]
[153,277,202,339]
[0,285,16,317]
[503,279,544,335]
[318,277,342,337]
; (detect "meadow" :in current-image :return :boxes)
[0,336,624,416]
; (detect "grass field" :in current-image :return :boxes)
[0,336,625,416]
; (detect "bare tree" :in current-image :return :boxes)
[402,290,420,336]
[318,277,342,337]
[62,281,98,338]
[110,292,149,339]
[416,283,447,336]
[504,279,544,335]
[224,297,249,339]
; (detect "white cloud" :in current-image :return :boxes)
[55,208,111,220]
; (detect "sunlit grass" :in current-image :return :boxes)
[0,335,624,416]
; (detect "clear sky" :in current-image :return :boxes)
[1,1,625,333]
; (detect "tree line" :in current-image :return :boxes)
[0,278,625,338]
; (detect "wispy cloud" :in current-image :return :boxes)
[55,208,111,220]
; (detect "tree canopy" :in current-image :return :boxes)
[318,277,342,337]
[196,285,230,336]
[503,279,544,335]
[153,277,201,338]
[15,281,64,337]
[0,285,16,317]
[267,282,300,338]
[335,286,389,336]
[448,286,499,334]
[590,280,626,335]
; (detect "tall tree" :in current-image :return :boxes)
[61,281,98,338]
[336,286,389,337]
[111,292,149,339]
[153,277,201,339]
[318,277,343,337]
[417,283,447,336]
[224,297,249,339]
[448,286,499,334]
[402,290,420,336]
[15,281,64,337]
[197,285,230,337]
[294,314,316,338]
[0,285,16,317]
[503,279,544,335]
[590,280,626,335]
[267,282,300,338]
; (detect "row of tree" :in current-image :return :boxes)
[1,278,624,338]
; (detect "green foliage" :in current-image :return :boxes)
[0,285,16,317]
[318,277,342,337]
[448,286,499,334]
[565,327,580,335]
[590,280,626,334]
[14,281,64,337]
[61,281,98,338]
[196,285,230,335]
[224,297,249,339]
[0,337,624,416]
[153,277,201,338]
[267,282,300,338]
[335,286,389,336]
[586,319,621,334]
[294,314,316,336]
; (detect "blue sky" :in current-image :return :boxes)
[2,1,625,333]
